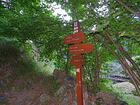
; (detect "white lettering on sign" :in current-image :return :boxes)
[73,21,80,34]
[74,30,78,33]
[76,68,80,72]
[74,21,78,26]
[74,27,78,30]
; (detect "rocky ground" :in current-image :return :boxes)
[0,69,134,105]
[0,73,59,105]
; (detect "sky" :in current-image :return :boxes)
[46,2,71,21]
[48,1,108,21]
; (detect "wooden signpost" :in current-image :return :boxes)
[64,20,93,105]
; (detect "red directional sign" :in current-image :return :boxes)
[64,32,85,44]
[70,55,84,67]
[71,54,83,59]
[68,43,93,55]
[70,59,84,68]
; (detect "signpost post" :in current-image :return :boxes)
[73,21,84,105]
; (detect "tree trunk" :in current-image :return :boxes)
[94,33,140,96]
[65,50,70,74]
[93,38,101,94]
[103,32,140,80]
[117,44,140,76]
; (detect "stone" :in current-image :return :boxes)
[119,101,128,105]
[53,69,66,85]
[0,95,7,105]
[0,96,7,101]
[64,76,75,88]
[112,82,136,94]
[0,80,5,86]
[124,94,140,105]
[55,85,66,97]
[12,86,16,91]
[60,96,69,105]
[39,93,49,103]
[96,92,120,105]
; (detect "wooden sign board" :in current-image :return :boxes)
[64,32,85,44]
[71,54,83,60]
[68,43,93,55]
[74,21,80,33]
[70,59,84,68]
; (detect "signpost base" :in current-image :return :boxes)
[76,68,83,105]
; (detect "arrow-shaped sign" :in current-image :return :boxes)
[70,54,83,59]
[70,58,84,68]
[68,43,93,55]
[64,32,85,44]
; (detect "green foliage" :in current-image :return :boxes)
[99,79,113,92]
[0,0,140,101]
[111,86,140,105]
[0,0,73,71]
[1,0,139,70]
[0,37,21,66]
[15,55,37,76]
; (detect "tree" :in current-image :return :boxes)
[0,0,140,95]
